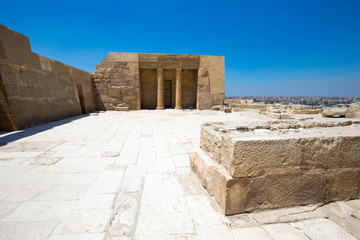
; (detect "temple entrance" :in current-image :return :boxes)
[164,80,172,108]
[76,84,86,114]
[140,69,157,109]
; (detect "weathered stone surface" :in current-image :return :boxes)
[201,120,360,178]
[93,53,224,110]
[322,108,347,117]
[346,102,360,118]
[211,105,224,111]
[230,103,268,110]
[0,25,96,131]
[192,120,360,215]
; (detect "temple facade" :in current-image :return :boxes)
[0,25,225,131]
[93,53,225,110]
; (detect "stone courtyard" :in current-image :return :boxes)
[0,110,359,240]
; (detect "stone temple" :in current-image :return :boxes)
[0,24,224,131]
[93,53,225,111]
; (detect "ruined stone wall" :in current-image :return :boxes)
[92,53,140,110]
[94,53,225,110]
[346,102,360,118]
[0,25,96,131]
[197,55,225,109]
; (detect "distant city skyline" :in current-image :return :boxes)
[1,0,359,97]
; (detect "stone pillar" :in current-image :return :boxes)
[175,68,182,109]
[156,67,164,110]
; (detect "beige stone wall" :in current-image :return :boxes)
[94,53,225,110]
[197,55,225,109]
[92,52,140,110]
[181,69,197,109]
[140,68,157,109]
[0,25,96,131]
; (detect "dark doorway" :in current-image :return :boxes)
[164,80,172,108]
[140,69,157,109]
[76,84,86,114]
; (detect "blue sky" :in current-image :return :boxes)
[2,0,359,97]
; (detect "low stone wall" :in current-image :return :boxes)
[229,103,268,110]
[190,119,360,215]
[225,99,254,104]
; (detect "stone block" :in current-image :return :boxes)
[201,121,360,178]
[322,108,346,118]
[108,87,121,98]
[325,169,360,201]
[197,85,210,93]
[198,77,209,86]
[346,102,360,118]
[198,68,208,77]
[244,173,326,212]
[120,86,134,97]
[192,120,360,215]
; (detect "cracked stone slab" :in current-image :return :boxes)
[290,218,357,240]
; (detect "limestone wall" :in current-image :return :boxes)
[0,25,96,130]
[197,55,225,109]
[92,53,141,110]
[94,53,225,110]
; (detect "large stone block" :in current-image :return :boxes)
[192,120,360,215]
[346,102,360,118]
[198,77,209,86]
[201,120,360,178]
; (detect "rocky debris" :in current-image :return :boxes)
[114,103,129,111]
[211,105,232,113]
[322,108,347,118]
[224,108,232,113]
[261,104,323,119]
[346,102,360,118]
[211,105,225,111]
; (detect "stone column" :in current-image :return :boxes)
[175,68,182,109]
[156,67,164,110]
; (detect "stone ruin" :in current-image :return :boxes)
[190,119,360,215]
[0,24,225,131]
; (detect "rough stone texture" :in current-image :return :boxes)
[322,108,347,118]
[191,119,360,215]
[0,25,96,131]
[93,53,225,110]
[346,102,360,118]
[225,99,253,104]
[92,53,140,111]
[229,103,268,110]
[197,55,225,109]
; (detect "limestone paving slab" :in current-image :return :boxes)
[0,110,358,239]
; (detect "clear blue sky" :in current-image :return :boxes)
[2,0,359,97]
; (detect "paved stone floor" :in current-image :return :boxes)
[0,110,359,240]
